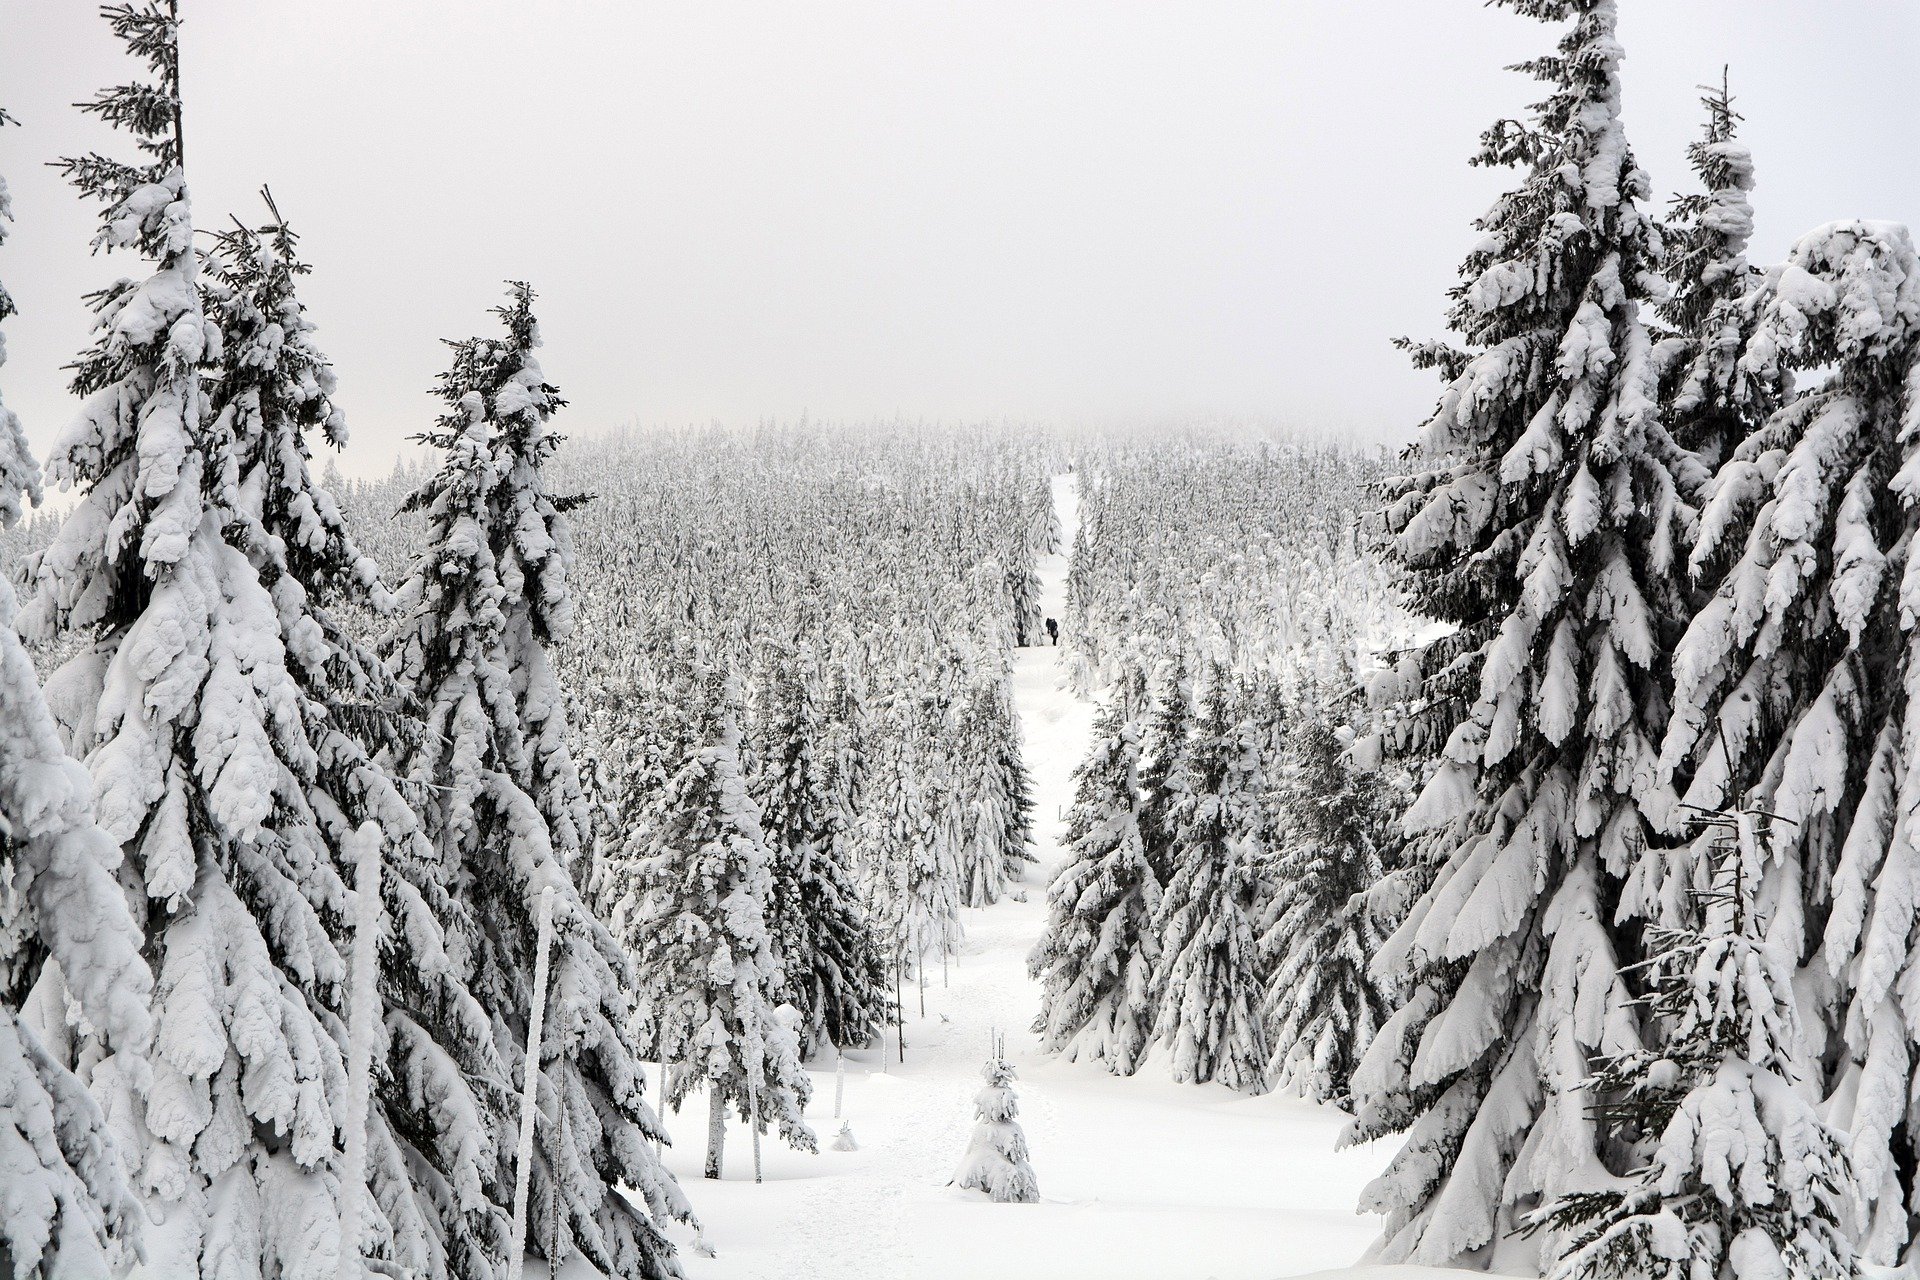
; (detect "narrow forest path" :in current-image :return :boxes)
[649,473,1392,1280]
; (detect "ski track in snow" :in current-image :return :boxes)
[643,473,1394,1280]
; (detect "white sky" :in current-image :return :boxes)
[2,1,1915,477]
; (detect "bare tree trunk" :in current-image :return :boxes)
[705,1086,726,1180]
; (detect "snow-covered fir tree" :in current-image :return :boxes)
[1134,655,1192,895]
[1357,1,1701,1264]
[1027,472,1062,560]
[615,658,815,1178]
[1530,805,1859,1280]
[20,11,433,1275]
[749,641,890,1057]
[1258,703,1395,1108]
[387,285,690,1277]
[1008,556,1044,649]
[1655,74,1776,475]
[864,676,963,997]
[197,203,555,1280]
[0,105,153,1279]
[1147,666,1268,1092]
[954,670,1036,906]
[1028,667,1161,1074]
[1658,220,1920,1262]
[953,1046,1040,1204]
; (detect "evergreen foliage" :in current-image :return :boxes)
[1655,75,1778,475]
[1259,705,1395,1108]
[1658,219,1920,1262]
[387,285,690,1278]
[1531,805,1859,1280]
[749,642,891,1057]
[953,1047,1040,1204]
[21,11,451,1275]
[1357,1,1704,1265]
[1147,666,1268,1092]
[613,658,815,1178]
[1029,668,1160,1074]
[0,103,152,1279]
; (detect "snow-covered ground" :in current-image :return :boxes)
[649,473,1395,1280]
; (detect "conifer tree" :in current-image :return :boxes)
[1008,557,1044,647]
[1658,222,1920,1261]
[0,109,153,1279]
[1259,708,1394,1108]
[954,671,1036,906]
[197,204,551,1280]
[19,10,427,1275]
[387,285,690,1277]
[618,662,815,1178]
[865,681,963,987]
[953,1046,1040,1204]
[1357,1,1699,1263]
[1134,656,1192,892]
[1531,806,1859,1280]
[1656,75,1776,473]
[1147,667,1268,1092]
[751,643,890,1056]
[1028,668,1161,1073]
[1027,472,1062,560]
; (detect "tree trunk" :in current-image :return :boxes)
[705,1086,726,1180]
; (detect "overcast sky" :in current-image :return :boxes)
[2,1,1915,477]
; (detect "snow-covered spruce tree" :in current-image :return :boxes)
[1259,705,1395,1109]
[1007,555,1044,648]
[1530,806,1859,1280]
[1134,655,1192,892]
[982,673,1037,886]
[1356,1,1700,1264]
[23,11,420,1275]
[1028,667,1161,1074]
[865,680,963,993]
[749,642,889,1057]
[387,285,690,1277]
[1026,471,1062,561]
[954,671,1036,906]
[953,1048,1040,1204]
[619,662,814,1179]
[1147,666,1268,1092]
[1654,74,1777,475]
[0,108,153,1279]
[199,206,558,1280]
[1656,222,1920,1262]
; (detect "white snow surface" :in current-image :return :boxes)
[640,473,1397,1280]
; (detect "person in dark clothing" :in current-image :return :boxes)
[1045,617,1059,646]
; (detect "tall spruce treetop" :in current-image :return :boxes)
[1,103,153,1280]
[204,205,389,617]
[28,1,216,634]
[388,286,690,1280]
[1659,74,1756,342]
[1361,1,1699,1265]
[1657,76,1777,473]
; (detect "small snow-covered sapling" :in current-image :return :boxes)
[954,1039,1039,1203]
